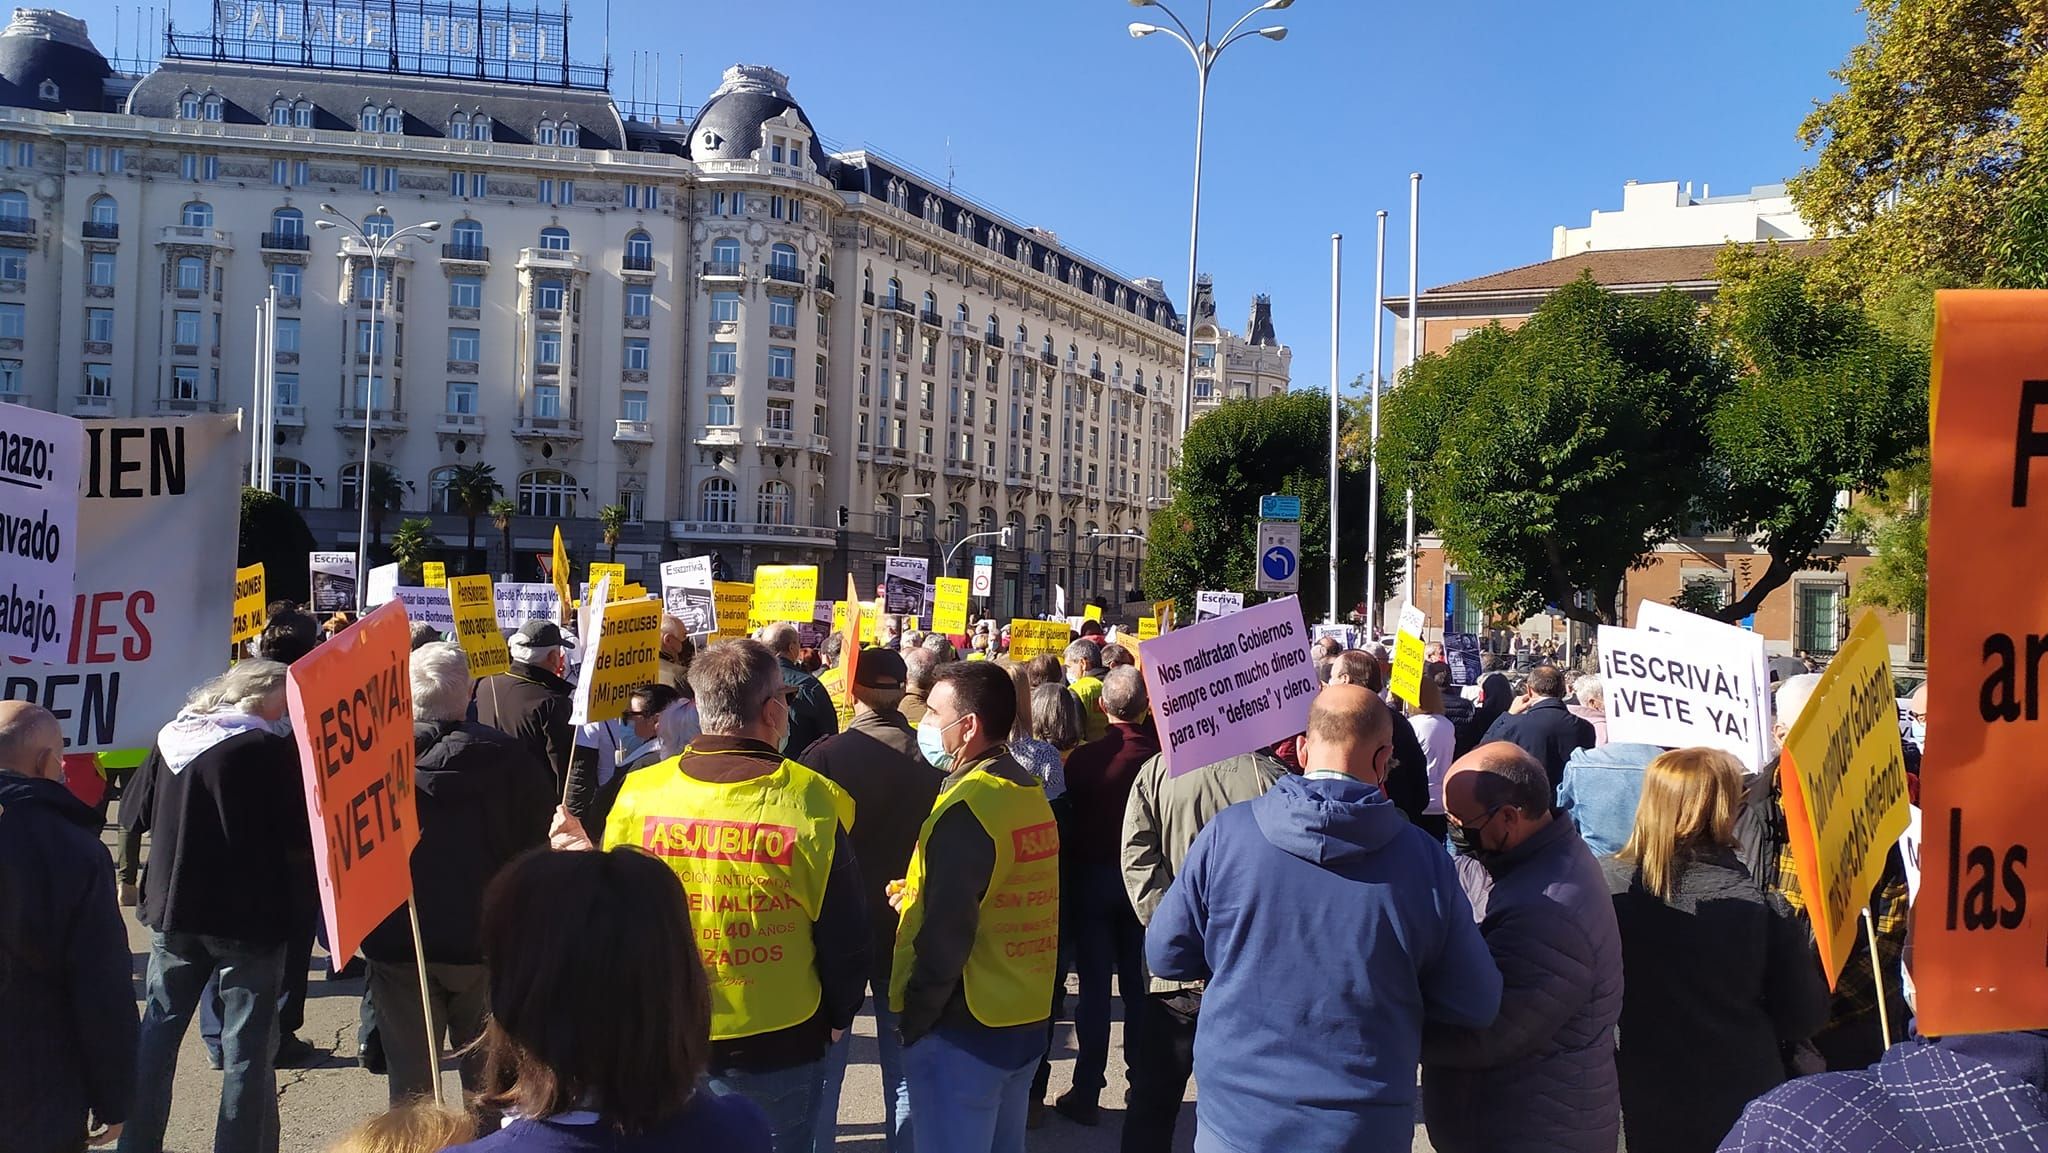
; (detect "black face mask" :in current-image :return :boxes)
[1448,814,1504,865]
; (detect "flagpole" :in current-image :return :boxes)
[1368,209,1386,631]
[1326,231,1341,624]
[1403,172,1421,609]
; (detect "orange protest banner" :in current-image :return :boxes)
[1919,290,2048,1034]
[285,599,418,964]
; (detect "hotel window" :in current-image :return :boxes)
[518,469,577,518]
[182,154,199,181]
[171,365,200,399]
[273,318,300,354]
[708,342,736,375]
[270,100,291,126]
[356,320,386,357]
[84,307,114,343]
[769,296,796,328]
[532,383,561,418]
[293,101,312,127]
[448,328,480,361]
[537,120,557,146]
[624,283,651,318]
[559,123,579,147]
[711,292,739,324]
[361,165,377,191]
[701,477,736,522]
[203,155,218,180]
[767,398,792,431]
[449,276,481,309]
[0,359,20,396]
[813,404,826,435]
[535,331,561,366]
[87,251,114,287]
[770,195,785,220]
[707,395,734,426]
[621,390,648,422]
[83,363,111,396]
[381,106,402,134]
[537,178,555,204]
[202,96,222,122]
[176,257,206,291]
[534,279,564,311]
[273,373,299,406]
[179,92,201,119]
[623,338,649,371]
[172,310,199,346]
[446,380,476,415]
[359,105,378,132]
[769,346,795,379]
[539,226,570,251]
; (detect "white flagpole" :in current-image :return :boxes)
[1403,172,1421,610]
[1326,232,1341,624]
[260,284,277,490]
[1368,210,1386,630]
[248,298,264,484]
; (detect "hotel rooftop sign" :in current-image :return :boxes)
[168,0,609,89]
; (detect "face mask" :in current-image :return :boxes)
[1448,812,1503,866]
[918,715,959,772]
[1908,720,1926,746]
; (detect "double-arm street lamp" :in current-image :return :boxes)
[1088,529,1151,606]
[1127,0,1293,441]
[315,204,440,611]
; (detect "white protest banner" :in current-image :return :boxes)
[661,556,717,636]
[1635,600,1774,764]
[1195,590,1244,622]
[1310,623,1357,652]
[365,563,400,607]
[797,600,833,651]
[0,405,84,662]
[2,418,239,751]
[393,586,454,637]
[494,582,561,630]
[884,555,928,616]
[1139,595,1317,777]
[1597,623,1770,772]
[309,551,357,614]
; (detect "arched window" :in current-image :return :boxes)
[428,466,463,514]
[447,111,470,140]
[909,497,934,543]
[364,213,394,240]
[451,219,483,250]
[179,91,201,120]
[946,502,969,541]
[1090,352,1101,372]
[202,94,224,121]
[977,505,998,535]
[270,458,314,508]
[536,119,557,146]
[757,481,792,526]
[88,194,116,226]
[926,291,940,317]
[769,242,797,273]
[1114,359,1123,377]
[985,313,999,341]
[517,469,577,519]
[269,206,302,237]
[337,462,393,511]
[1041,335,1054,357]
[862,267,873,296]
[628,230,656,267]
[381,105,402,134]
[175,256,207,292]
[712,238,740,265]
[700,476,736,523]
[539,226,569,252]
[358,104,378,132]
[818,254,831,280]
[1033,514,1052,552]
[955,301,969,323]
[293,100,313,127]
[923,195,941,224]
[886,277,902,306]
[559,122,579,147]
[876,494,900,541]
[270,99,292,126]
[1015,323,1027,344]
[180,201,212,228]
[472,118,492,142]
[1060,517,1077,552]
[958,211,975,239]
[1067,341,1079,361]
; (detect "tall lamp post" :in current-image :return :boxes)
[896,492,933,557]
[1088,530,1150,607]
[1127,0,1293,442]
[315,204,440,612]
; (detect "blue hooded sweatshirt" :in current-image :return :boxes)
[1147,774,1503,1153]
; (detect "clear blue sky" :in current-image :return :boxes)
[83,0,1867,393]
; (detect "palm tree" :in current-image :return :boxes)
[489,498,517,577]
[446,462,502,568]
[389,517,440,584]
[363,463,405,546]
[598,503,627,563]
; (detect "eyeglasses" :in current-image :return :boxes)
[1450,804,1507,834]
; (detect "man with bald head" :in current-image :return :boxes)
[1421,742,1622,1153]
[0,702,136,1151]
[1146,684,1501,1153]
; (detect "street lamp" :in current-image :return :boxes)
[897,492,933,557]
[1127,0,1293,442]
[315,204,441,612]
[1088,529,1151,607]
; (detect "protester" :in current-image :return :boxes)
[360,642,556,1106]
[1454,672,1513,758]
[1025,654,1065,689]
[1422,743,1623,1153]
[799,648,936,1153]
[1054,667,1159,1125]
[325,1103,474,1153]
[0,702,135,1153]
[1601,747,1828,1152]
[901,647,939,727]
[1100,640,1134,670]
[473,620,577,787]
[1147,684,1503,1152]
[1479,666,1597,790]
[1002,663,1067,800]
[1430,661,1475,728]
[1720,1031,2048,1152]
[446,849,771,1152]
[1556,740,1664,858]
[554,639,863,1150]
[122,661,314,1153]
[922,632,959,663]
[1022,677,1080,1120]
[1409,675,1457,842]
[1064,640,1108,743]
[580,683,687,836]
[1119,743,1288,1153]
[890,661,1061,1153]
[1568,674,1610,747]
[1736,673,1910,1072]
[758,622,841,757]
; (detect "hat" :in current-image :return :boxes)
[513,619,574,649]
[854,647,906,690]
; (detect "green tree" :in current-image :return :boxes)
[1702,245,1930,623]
[388,517,441,584]
[360,462,405,546]
[444,462,501,567]
[1379,277,1725,626]
[1840,457,1929,614]
[238,486,317,606]
[1144,390,1400,625]
[598,503,627,563]
[489,498,517,577]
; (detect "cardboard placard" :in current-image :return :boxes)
[1195,590,1243,621]
[0,404,84,661]
[752,565,819,625]
[933,577,970,635]
[569,584,662,726]
[662,557,717,636]
[392,586,453,638]
[712,581,753,641]
[1636,600,1775,766]
[1084,603,1103,622]
[420,561,445,588]
[366,562,400,608]
[309,551,357,614]
[588,561,627,589]
[1596,621,1770,773]
[1139,595,1317,776]
[492,582,561,631]
[447,575,510,678]
[884,555,928,616]
[231,563,266,645]
[1136,616,1160,640]
[1389,603,1427,708]
[1007,619,1070,661]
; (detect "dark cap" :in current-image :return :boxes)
[854,647,906,689]
[514,619,572,649]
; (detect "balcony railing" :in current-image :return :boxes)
[921,309,943,328]
[862,289,875,305]
[514,416,582,438]
[885,297,915,315]
[815,274,835,294]
[71,393,113,415]
[622,252,655,272]
[160,225,231,247]
[260,231,309,251]
[702,261,746,279]
[441,242,490,262]
[437,412,483,433]
[0,216,35,236]
[273,403,305,426]
[1090,368,1105,382]
[613,419,653,443]
[667,521,837,545]
[81,221,118,240]
[765,264,804,285]
[983,332,1001,348]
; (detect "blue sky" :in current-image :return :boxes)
[83,0,1866,393]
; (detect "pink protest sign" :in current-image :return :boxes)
[1137,595,1317,776]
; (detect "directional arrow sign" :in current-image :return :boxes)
[1254,520,1300,594]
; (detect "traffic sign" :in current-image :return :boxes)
[1254,520,1300,594]
[1259,494,1302,521]
[971,554,993,597]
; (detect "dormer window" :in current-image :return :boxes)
[381,106,402,134]
[924,195,941,225]
[537,119,557,146]
[293,100,313,127]
[448,112,470,140]
[179,91,200,119]
[36,79,57,102]
[359,104,378,132]
[887,179,907,211]
[270,99,291,126]
[202,94,224,121]
[473,118,492,142]
[559,123,578,148]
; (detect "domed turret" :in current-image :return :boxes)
[0,9,109,111]
[689,64,826,168]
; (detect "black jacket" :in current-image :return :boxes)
[360,721,555,965]
[473,661,575,788]
[137,725,313,944]
[800,706,939,990]
[1386,713,1434,827]
[1482,697,1596,792]
[1603,847,1829,1153]
[780,658,840,760]
[0,772,138,1153]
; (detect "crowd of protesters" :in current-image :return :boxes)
[5,591,2042,1153]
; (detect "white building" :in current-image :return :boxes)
[0,7,1286,616]
[1552,179,1812,257]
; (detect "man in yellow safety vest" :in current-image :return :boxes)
[890,660,1060,1153]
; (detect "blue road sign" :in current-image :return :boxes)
[1259,494,1303,521]
[1262,546,1298,582]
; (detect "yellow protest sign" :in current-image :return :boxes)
[712,582,753,641]
[1136,616,1160,641]
[1084,603,1103,622]
[1389,603,1427,708]
[588,561,627,589]
[550,527,572,621]
[1008,619,1070,660]
[574,597,663,724]
[1779,608,1911,989]
[420,561,446,588]
[618,583,648,600]
[934,577,970,634]
[861,601,879,644]
[447,575,510,677]
[752,565,819,625]
[1153,599,1175,634]
[231,563,266,645]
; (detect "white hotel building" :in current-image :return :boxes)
[0,5,1289,616]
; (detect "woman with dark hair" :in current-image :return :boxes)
[1453,672,1514,758]
[446,849,770,1152]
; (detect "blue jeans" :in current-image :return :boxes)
[120,931,286,1153]
[813,990,912,1153]
[709,1059,823,1153]
[903,1030,1034,1153]
[1072,861,1145,1099]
